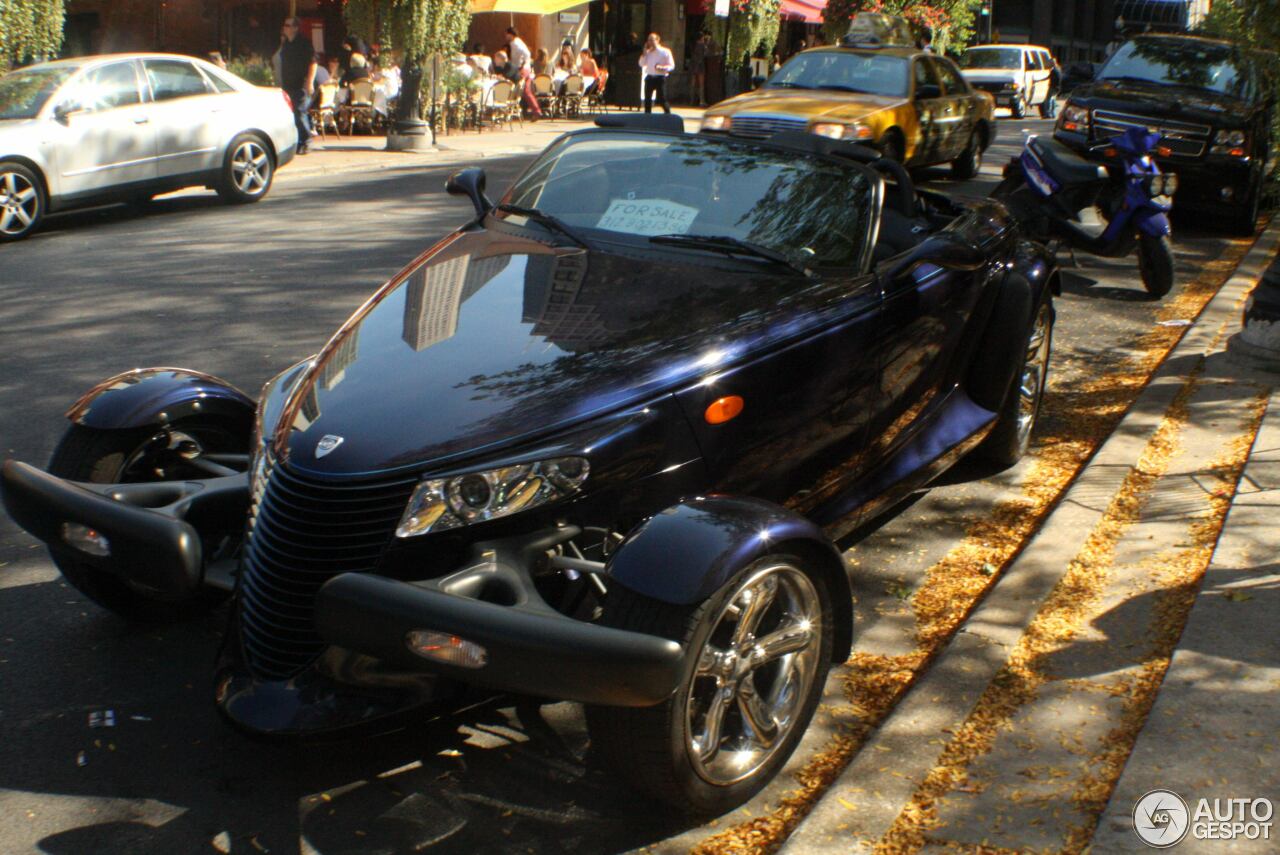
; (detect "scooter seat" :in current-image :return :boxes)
[1029,136,1107,186]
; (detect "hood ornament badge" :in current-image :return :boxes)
[315,435,344,458]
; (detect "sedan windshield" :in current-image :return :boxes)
[504,132,875,269]
[1098,38,1251,98]
[766,51,909,98]
[961,48,1022,70]
[0,66,76,120]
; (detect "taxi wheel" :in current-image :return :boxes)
[880,130,905,164]
[951,132,983,180]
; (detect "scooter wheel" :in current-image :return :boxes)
[1138,234,1175,299]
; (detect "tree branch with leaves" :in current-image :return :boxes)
[1,0,65,72]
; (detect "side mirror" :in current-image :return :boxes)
[445,167,492,219]
[915,83,941,100]
[878,234,985,282]
[53,101,81,122]
[1065,61,1095,81]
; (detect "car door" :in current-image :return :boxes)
[930,56,972,160]
[674,273,884,513]
[48,60,158,199]
[141,59,226,179]
[910,57,946,165]
[1026,50,1046,105]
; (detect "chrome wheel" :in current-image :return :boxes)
[685,561,823,786]
[231,141,271,196]
[0,169,39,237]
[1016,303,1052,445]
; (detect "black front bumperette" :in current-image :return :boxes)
[314,527,686,708]
[0,460,247,598]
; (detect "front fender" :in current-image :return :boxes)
[1134,208,1172,238]
[66,367,255,432]
[607,496,854,662]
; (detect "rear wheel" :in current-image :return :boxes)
[587,554,833,815]
[1138,233,1175,299]
[951,129,983,180]
[0,162,45,242]
[216,133,274,204]
[977,295,1054,467]
[46,418,245,621]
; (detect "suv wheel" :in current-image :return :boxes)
[0,162,45,242]
[1231,178,1261,236]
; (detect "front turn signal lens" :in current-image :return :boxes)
[406,630,488,669]
[705,395,744,424]
[61,522,110,557]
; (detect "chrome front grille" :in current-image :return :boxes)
[239,456,418,679]
[729,114,808,139]
[1093,109,1210,157]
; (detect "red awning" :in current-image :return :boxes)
[780,0,824,23]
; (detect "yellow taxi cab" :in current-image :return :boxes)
[700,14,996,178]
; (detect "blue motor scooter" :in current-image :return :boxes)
[994,126,1178,297]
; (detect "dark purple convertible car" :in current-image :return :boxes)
[2,117,1057,815]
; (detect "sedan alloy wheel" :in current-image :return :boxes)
[0,167,41,240]
[232,140,272,197]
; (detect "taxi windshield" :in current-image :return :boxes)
[0,66,76,120]
[766,51,909,98]
[505,131,875,269]
[962,48,1022,70]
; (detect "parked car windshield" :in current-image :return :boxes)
[0,66,76,120]
[1098,38,1251,98]
[766,51,909,98]
[961,48,1022,70]
[504,131,876,269]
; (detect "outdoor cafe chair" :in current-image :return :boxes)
[310,82,342,140]
[560,74,585,119]
[532,73,557,118]
[485,80,516,130]
[341,79,376,134]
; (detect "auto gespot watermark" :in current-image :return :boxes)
[1133,789,1274,848]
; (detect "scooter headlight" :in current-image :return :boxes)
[396,457,590,538]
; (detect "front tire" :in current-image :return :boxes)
[0,161,45,242]
[217,133,275,204]
[1011,95,1027,119]
[1138,233,1175,299]
[1230,179,1261,236]
[977,295,1054,468]
[46,418,245,621]
[587,554,833,815]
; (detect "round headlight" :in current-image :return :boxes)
[457,474,491,508]
[701,115,731,132]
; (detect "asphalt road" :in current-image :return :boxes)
[0,118,1254,855]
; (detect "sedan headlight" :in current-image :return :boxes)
[701,115,731,132]
[396,457,590,538]
[1059,103,1090,133]
[810,121,874,142]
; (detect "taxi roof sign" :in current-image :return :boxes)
[841,12,915,49]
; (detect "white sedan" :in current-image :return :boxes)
[0,53,298,241]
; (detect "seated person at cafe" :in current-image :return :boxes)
[493,50,519,83]
[579,49,607,92]
[313,53,331,86]
[324,56,341,84]
[341,53,370,86]
[375,57,401,97]
[556,45,577,74]
[470,43,492,74]
[533,48,553,76]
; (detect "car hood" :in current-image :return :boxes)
[1071,79,1255,124]
[270,228,857,477]
[712,88,907,123]
[960,69,1018,83]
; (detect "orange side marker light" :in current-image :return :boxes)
[705,395,744,425]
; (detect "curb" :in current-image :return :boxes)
[779,219,1280,854]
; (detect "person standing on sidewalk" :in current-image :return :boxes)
[639,32,674,114]
[689,32,710,107]
[279,18,317,155]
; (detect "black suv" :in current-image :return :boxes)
[1054,34,1272,234]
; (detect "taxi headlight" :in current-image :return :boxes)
[395,457,590,538]
[701,115,731,132]
[810,121,874,141]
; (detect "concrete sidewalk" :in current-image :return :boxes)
[275,107,707,179]
[783,224,1280,854]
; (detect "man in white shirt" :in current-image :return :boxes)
[638,32,675,115]
[505,26,532,72]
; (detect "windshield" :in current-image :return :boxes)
[1098,39,1251,98]
[766,51,909,98]
[0,66,76,120]
[505,132,875,269]
[961,48,1022,70]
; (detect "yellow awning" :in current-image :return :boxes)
[468,0,585,14]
